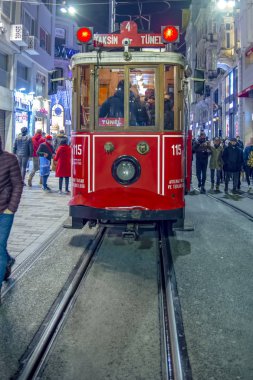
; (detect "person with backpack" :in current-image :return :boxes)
[36,135,55,192]
[243,137,253,192]
[27,129,45,187]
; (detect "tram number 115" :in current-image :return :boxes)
[171,144,182,156]
[73,144,83,155]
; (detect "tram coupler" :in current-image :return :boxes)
[88,220,97,229]
[122,223,139,241]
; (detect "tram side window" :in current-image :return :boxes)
[164,65,175,131]
[98,67,125,128]
[130,68,155,127]
[80,66,91,129]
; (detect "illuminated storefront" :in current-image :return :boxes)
[14,91,33,137]
[224,67,239,138]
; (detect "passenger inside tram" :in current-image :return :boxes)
[164,92,174,130]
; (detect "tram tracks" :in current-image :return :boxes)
[191,175,253,222]
[14,223,191,380]
[14,226,105,380]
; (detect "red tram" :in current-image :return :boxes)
[69,22,192,229]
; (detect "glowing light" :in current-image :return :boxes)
[76,27,93,43]
[162,26,179,43]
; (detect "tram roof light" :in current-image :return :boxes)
[161,25,180,44]
[76,27,93,44]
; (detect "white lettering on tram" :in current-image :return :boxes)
[94,35,118,45]
[140,35,162,44]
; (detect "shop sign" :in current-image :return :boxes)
[51,104,64,130]
[15,111,28,136]
[14,91,33,111]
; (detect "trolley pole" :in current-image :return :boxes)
[109,0,116,33]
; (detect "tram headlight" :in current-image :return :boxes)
[112,156,141,185]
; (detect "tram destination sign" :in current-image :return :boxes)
[94,21,165,48]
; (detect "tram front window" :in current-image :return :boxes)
[98,68,125,128]
[130,68,155,127]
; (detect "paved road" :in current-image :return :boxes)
[8,174,69,267]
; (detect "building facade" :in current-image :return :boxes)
[186,0,253,144]
[0,0,79,151]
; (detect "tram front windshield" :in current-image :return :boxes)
[78,64,180,131]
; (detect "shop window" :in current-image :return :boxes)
[2,1,15,22]
[55,28,66,58]
[40,28,51,55]
[23,11,35,36]
[17,62,28,81]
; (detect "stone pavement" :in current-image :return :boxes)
[8,173,70,267]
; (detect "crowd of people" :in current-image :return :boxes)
[12,127,71,193]
[192,132,253,194]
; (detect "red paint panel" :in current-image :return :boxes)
[71,135,89,196]
[92,135,159,193]
[163,135,184,208]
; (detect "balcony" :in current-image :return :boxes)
[10,24,28,47]
[26,36,39,56]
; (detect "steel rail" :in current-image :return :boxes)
[16,227,106,380]
[192,186,253,222]
[158,221,192,380]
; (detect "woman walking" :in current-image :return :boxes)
[54,137,71,194]
[37,135,55,191]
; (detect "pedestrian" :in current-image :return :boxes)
[207,137,223,192]
[53,129,68,151]
[222,137,243,194]
[27,129,45,187]
[13,127,33,185]
[236,135,244,150]
[54,137,71,194]
[37,135,55,192]
[135,96,149,126]
[164,92,174,130]
[0,135,23,303]
[192,132,209,193]
[243,137,253,192]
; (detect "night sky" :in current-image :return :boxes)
[58,0,190,33]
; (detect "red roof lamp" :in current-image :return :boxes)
[161,26,179,43]
[76,27,93,43]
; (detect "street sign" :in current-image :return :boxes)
[94,21,164,48]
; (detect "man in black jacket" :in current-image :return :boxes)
[13,127,33,184]
[192,132,209,193]
[222,137,243,194]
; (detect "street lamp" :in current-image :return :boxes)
[60,1,76,15]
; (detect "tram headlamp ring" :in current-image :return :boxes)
[112,156,141,185]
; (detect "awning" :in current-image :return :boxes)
[237,84,253,98]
